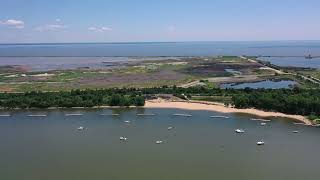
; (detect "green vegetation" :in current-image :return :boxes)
[0,89,145,109]
[231,88,320,116]
[0,56,267,92]
[141,86,320,117]
[1,86,320,119]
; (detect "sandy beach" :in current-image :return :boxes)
[145,100,312,125]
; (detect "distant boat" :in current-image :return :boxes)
[235,129,245,133]
[137,113,156,116]
[0,114,11,117]
[293,122,308,126]
[156,140,163,144]
[120,136,127,141]
[293,131,299,133]
[27,114,47,117]
[305,54,313,59]
[173,114,192,117]
[124,120,130,123]
[100,114,120,116]
[257,141,265,145]
[210,116,229,119]
[261,122,267,126]
[77,126,84,130]
[251,118,271,122]
[66,114,83,116]
[168,126,174,130]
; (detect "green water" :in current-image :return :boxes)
[0,108,319,180]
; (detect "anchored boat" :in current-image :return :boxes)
[120,137,127,141]
[173,114,192,117]
[235,129,245,133]
[251,118,271,122]
[257,141,265,145]
[77,126,85,130]
[210,116,229,119]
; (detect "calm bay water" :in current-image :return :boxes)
[0,41,320,70]
[0,108,319,180]
[258,57,320,68]
[0,41,319,57]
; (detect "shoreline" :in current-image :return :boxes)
[0,100,312,125]
[145,100,312,125]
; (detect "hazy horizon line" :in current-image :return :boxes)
[1,40,320,46]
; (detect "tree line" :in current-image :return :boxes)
[0,89,145,109]
[1,86,320,119]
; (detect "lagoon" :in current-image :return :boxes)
[220,80,297,89]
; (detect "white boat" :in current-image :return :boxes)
[168,126,174,130]
[293,131,299,133]
[173,114,192,117]
[137,114,156,116]
[257,141,265,145]
[0,114,11,117]
[100,114,119,116]
[235,129,245,133]
[77,126,84,130]
[124,120,130,123]
[210,116,229,119]
[261,122,267,126]
[66,114,83,116]
[156,140,163,144]
[27,114,47,117]
[251,118,271,122]
[120,136,127,141]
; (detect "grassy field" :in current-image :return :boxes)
[0,56,304,92]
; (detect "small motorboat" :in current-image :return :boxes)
[0,114,11,117]
[173,114,192,117]
[120,136,127,141]
[210,116,229,119]
[77,126,84,130]
[251,118,271,122]
[66,114,84,116]
[168,126,174,130]
[235,129,245,133]
[27,114,47,117]
[100,114,120,116]
[124,120,130,123]
[257,141,265,145]
[137,114,156,116]
[156,140,163,144]
[261,122,267,126]
[293,131,299,133]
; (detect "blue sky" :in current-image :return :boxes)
[0,0,320,43]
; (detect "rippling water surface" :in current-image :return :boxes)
[0,108,319,180]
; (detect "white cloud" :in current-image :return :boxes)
[35,24,67,32]
[88,26,112,33]
[0,19,25,29]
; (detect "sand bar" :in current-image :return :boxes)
[145,100,312,125]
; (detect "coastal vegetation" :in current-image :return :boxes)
[1,86,320,122]
[0,56,277,92]
[0,89,145,109]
